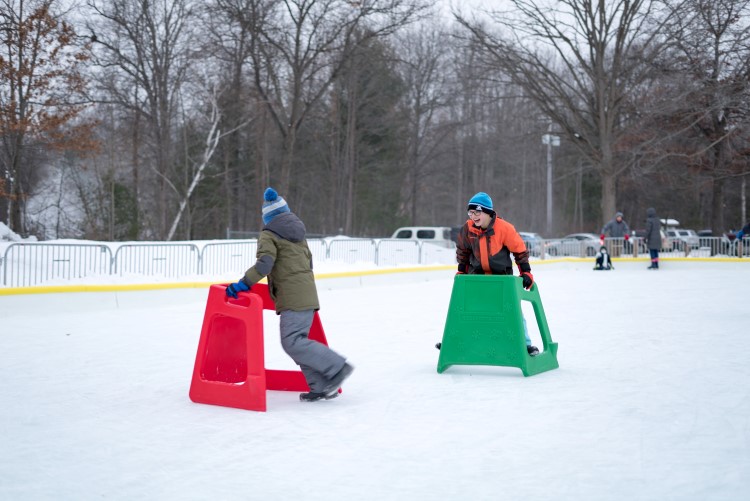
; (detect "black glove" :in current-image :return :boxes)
[520,271,534,290]
[226,277,250,299]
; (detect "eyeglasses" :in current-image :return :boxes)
[468,210,483,217]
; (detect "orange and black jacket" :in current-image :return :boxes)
[456,216,531,275]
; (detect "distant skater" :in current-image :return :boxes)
[645,207,662,269]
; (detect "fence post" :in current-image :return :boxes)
[1,247,6,286]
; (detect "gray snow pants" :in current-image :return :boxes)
[279,309,346,393]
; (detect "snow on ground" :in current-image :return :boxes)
[0,260,748,500]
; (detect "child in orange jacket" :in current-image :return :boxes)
[452,192,539,356]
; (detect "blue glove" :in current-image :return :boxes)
[226,278,250,298]
[737,230,745,241]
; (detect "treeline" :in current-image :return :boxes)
[1,0,749,241]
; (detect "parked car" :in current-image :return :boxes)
[390,226,455,248]
[519,231,545,257]
[628,231,648,254]
[546,233,602,257]
[633,228,673,252]
[665,228,700,251]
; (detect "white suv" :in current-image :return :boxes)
[665,228,700,250]
[390,226,455,248]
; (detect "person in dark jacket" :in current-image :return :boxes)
[454,192,539,356]
[226,187,353,402]
[644,207,662,269]
[600,211,631,256]
[736,222,750,256]
[736,222,750,241]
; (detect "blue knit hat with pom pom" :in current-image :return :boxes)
[262,187,290,224]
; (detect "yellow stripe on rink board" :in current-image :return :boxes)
[529,256,745,264]
[0,266,454,296]
[0,259,746,296]
[0,281,221,295]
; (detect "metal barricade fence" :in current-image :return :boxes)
[201,240,258,276]
[2,236,744,288]
[601,237,638,258]
[2,243,112,287]
[697,236,749,257]
[604,236,746,258]
[328,239,377,264]
[307,239,328,263]
[113,243,201,278]
[420,242,458,265]
[701,237,722,256]
[376,239,420,266]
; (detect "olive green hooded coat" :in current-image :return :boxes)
[243,212,319,313]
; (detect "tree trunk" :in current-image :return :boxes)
[711,176,725,233]
[328,88,341,234]
[258,105,271,227]
[343,77,358,235]
[709,138,731,232]
[11,175,23,234]
[409,108,420,226]
[600,165,617,226]
[8,130,24,233]
[279,129,296,195]
[132,98,141,240]
[742,175,747,225]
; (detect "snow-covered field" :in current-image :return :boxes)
[1,260,748,500]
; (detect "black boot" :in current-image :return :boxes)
[321,363,354,396]
[527,345,540,356]
[300,391,339,402]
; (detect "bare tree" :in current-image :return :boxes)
[326,33,409,235]
[395,24,456,225]
[86,0,197,239]
[202,0,263,233]
[652,0,750,232]
[0,0,93,235]
[166,81,254,240]
[243,0,427,196]
[455,0,679,225]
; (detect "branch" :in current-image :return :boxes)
[165,91,253,241]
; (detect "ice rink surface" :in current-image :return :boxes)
[1,260,748,500]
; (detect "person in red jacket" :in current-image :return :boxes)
[454,191,539,356]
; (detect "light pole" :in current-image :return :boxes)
[542,127,560,235]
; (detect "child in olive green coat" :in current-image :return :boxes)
[226,188,353,401]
